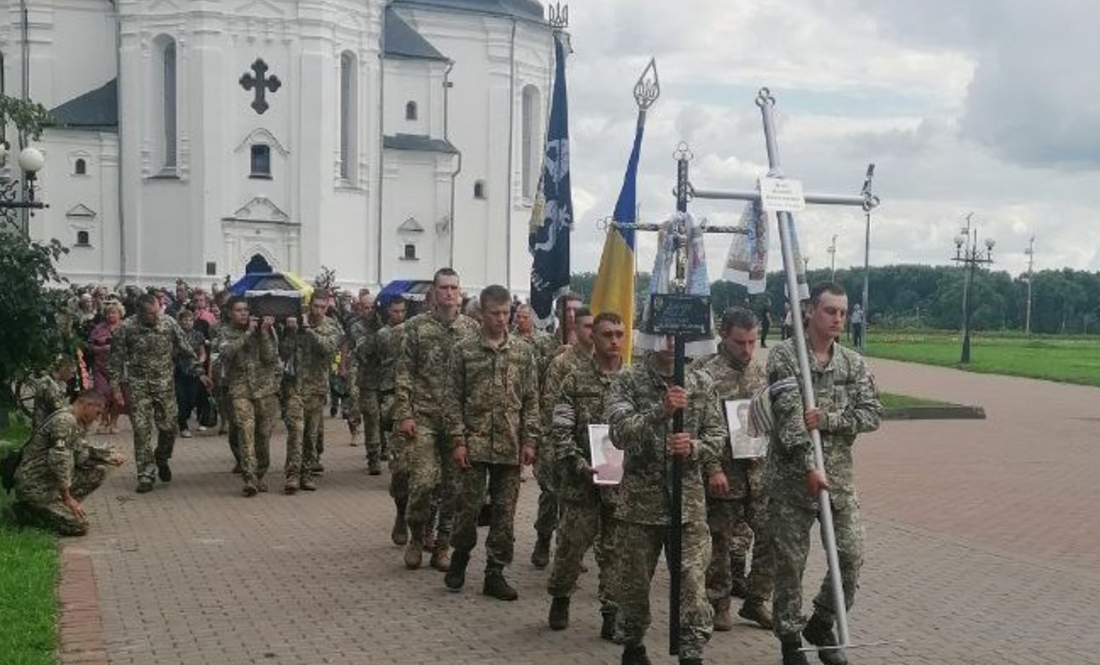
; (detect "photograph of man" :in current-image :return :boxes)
[587,426,623,485]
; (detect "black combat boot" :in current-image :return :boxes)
[600,609,618,642]
[781,637,811,665]
[482,569,518,601]
[531,533,552,569]
[621,644,652,665]
[391,501,408,546]
[802,613,848,665]
[729,553,747,598]
[156,458,172,483]
[444,549,470,591]
[548,596,570,630]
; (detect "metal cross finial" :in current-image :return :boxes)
[755,87,776,109]
[634,58,660,111]
[548,2,569,30]
[672,143,694,210]
[239,58,282,115]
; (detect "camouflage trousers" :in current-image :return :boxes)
[216,388,241,464]
[451,462,521,571]
[533,455,559,540]
[345,375,361,428]
[403,424,455,547]
[614,519,713,659]
[546,493,617,613]
[359,389,383,465]
[283,386,326,480]
[729,458,767,561]
[706,494,774,604]
[15,464,110,536]
[768,495,864,638]
[231,394,279,480]
[129,388,179,482]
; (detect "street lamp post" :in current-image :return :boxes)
[952,212,994,364]
[1024,235,1035,335]
[0,143,48,234]
[827,234,837,282]
[859,163,877,353]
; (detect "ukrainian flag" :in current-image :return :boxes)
[591,112,645,361]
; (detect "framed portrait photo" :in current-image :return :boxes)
[724,399,768,459]
[587,424,623,486]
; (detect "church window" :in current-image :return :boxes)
[76,230,90,247]
[521,85,541,199]
[160,38,178,169]
[405,101,418,121]
[339,51,358,181]
[250,144,272,179]
[402,243,418,261]
[474,180,486,200]
[74,158,87,175]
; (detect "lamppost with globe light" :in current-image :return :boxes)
[952,212,994,364]
[0,143,47,234]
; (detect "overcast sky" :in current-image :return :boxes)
[560,0,1100,278]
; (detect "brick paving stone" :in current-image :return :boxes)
[57,357,1100,665]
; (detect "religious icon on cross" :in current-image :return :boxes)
[239,58,281,115]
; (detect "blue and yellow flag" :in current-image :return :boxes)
[591,111,646,360]
[529,33,573,325]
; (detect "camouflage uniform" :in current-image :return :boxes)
[524,330,566,545]
[354,325,385,468]
[765,338,882,639]
[692,346,773,604]
[343,317,376,435]
[31,374,70,430]
[376,323,405,497]
[14,408,117,536]
[442,331,540,571]
[394,312,479,548]
[546,355,621,617]
[211,346,241,467]
[108,315,201,483]
[280,319,342,482]
[216,324,282,484]
[605,355,725,660]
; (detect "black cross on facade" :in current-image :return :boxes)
[239,58,281,115]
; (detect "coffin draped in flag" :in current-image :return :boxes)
[590,112,645,360]
[528,33,573,325]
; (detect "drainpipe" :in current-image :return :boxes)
[108,0,126,287]
[375,2,389,290]
[505,17,516,289]
[19,0,28,232]
[444,60,460,268]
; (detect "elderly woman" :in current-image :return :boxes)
[87,301,125,434]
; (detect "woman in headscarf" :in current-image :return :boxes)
[88,300,125,434]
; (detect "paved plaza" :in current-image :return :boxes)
[58,357,1100,665]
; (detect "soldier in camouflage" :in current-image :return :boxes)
[354,307,386,474]
[216,296,282,497]
[375,297,409,543]
[343,295,377,447]
[108,293,209,493]
[280,294,343,493]
[692,307,774,632]
[30,357,75,429]
[606,338,727,665]
[394,269,479,571]
[545,312,624,637]
[442,285,540,601]
[765,283,881,665]
[11,391,126,536]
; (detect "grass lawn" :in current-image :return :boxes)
[0,418,60,665]
[878,391,956,409]
[866,332,1100,387]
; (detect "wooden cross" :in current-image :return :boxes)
[239,58,282,115]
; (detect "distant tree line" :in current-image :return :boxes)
[570,264,1100,335]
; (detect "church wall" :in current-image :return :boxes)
[383,58,435,137]
[381,148,455,284]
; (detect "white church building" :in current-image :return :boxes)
[2,0,555,293]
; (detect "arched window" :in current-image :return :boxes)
[405,101,418,121]
[521,85,541,199]
[74,158,87,175]
[474,180,486,200]
[403,243,417,261]
[339,51,358,181]
[250,145,271,178]
[153,36,178,171]
[76,230,90,246]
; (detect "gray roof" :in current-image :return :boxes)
[386,9,448,61]
[50,78,118,130]
[393,0,544,22]
[384,134,459,154]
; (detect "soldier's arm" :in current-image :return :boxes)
[106,324,126,389]
[550,376,586,473]
[694,376,726,477]
[442,347,466,447]
[172,320,202,375]
[606,373,666,457]
[393,324,417,423]
[45,422,76,492]
[278,329,296,362]
[822,355,883,437]
[520,348,541,451]
[766,346,817,473]
[257,328,279,365]
[307,322,342,361]
[540,357,566,428]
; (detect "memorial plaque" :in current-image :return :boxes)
[646,294,713,336]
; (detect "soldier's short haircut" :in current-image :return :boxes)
[137,292,159,309]
[227,295,248,310]
[177,309,194,320]
[309,291,327,305]
[574,306,593,320]
[720,307,758,334]
[75,389,105,406]
[593,311,622,329]
[810,282,847,306]
[479,284,511,309]
[387,296,406,308]
[433,267,459,286]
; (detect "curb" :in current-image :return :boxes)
[58,545,108,665]
[884,405,986,421]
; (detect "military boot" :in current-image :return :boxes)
[156,459,172,483]
[600,609,619,642]
[712,598,734,631]
[256,475,268,493]
[444,549,470,591]
[482,570,518,601]
[136,478,154,494]
[404,532,424,569]
[241,474,258,498]
[367,456,382,476]
[781,637,811,665]
[391,508,408,546]
[679,659,703,665]
[548,596,570,630]
[430,545,452,572]
[621,644,652,665]
[284,474,300,495]
[729,554,748,598]
[802,613,848,665]
[739,599,774,630]
[531,533,552,569]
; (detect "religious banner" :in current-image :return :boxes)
[722,200,769,294]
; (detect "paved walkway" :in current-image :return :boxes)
[58,358,1100,665]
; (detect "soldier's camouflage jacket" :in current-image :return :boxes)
[444,331,541,465]
[31,374,70,429]
[215,324,281,400]
[541,344,592,427]
[374,323,404,393]
[606,355,725,525]
[16,408,113,504]
[550,355,622,504]
[280,318,343,396]
[394,312,479,428]
[765,338,882,503]
[108,315,201,394]
[353,325,383,392]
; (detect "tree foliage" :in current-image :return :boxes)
[0,95,52,141]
